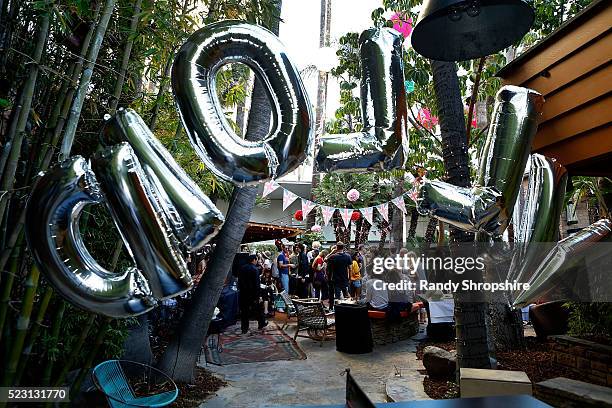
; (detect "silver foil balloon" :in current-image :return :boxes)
[101,109,224,250]
[25,157,156,317]
[315,27,408,172]
[507,154,568,289]
[513,218,612,306]
[415,86,544,236]
[91,143,193,300]
[172,20,313,185]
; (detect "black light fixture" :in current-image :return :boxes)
[411,0,535,61]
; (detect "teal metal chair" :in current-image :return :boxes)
[92,360,178,407]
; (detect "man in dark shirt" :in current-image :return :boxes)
[238,255,267,334]
[326,241,352,310]
[296,244,311,298]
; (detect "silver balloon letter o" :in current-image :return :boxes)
[172,20,314,185]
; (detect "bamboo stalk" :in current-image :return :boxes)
[59,0,116,161]
[1,264,41,386]
[13,286,54,385]
[41,301,66,386]
[0,210,24,274]
[109,0,143,114]
[0,0,51,223]
[39,2,102,172]
[69,318,111,400]
[53,314,96,387]
[0,233,24,344]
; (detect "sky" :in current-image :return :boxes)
[278,0,385,119]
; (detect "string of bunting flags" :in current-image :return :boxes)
[262,180,417,229]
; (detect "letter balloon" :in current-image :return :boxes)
[315,27,409,172]
[172,20,314,185]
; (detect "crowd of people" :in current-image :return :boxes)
[236,240,424,333]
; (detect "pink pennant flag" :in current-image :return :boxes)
[321,206,335,226]
[282,189,298,211]
[392,196,407,214]
[376,203,389,222]
[301,199,317,218]
[362,207,374,225]
[339,208,353,229]
[262,180,280,197]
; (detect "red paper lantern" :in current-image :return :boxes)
[294,210,303,221]
[351,210,361,221]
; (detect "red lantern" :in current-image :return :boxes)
[351,210,361,221]
[294,210,303,221]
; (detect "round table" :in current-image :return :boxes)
[334,302,373,354]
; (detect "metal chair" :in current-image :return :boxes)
[292,299,335,346]
[92,360,178,407]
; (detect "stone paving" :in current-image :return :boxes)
[199,321,429,407]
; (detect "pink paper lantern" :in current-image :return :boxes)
[346,188,360,202]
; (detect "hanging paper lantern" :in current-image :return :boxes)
[311,225,322,233]
[294,210,303,221]
[346,188,360,202]
[351,210,361,221]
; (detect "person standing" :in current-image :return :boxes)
[349,252,362,299]
[277,242,294,294]
[312,249,328,301]
[238,254,267,334]
[326,242,352,309]
[297,243,311,298]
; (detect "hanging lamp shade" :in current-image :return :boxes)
[411,0,534,61]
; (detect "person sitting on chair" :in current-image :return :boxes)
[238,254,268,334]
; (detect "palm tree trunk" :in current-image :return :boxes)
[431,60,490,370]
[157,1,283,383]
[58,0,116,161]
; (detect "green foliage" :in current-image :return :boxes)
[565,302,612,337]
[298,231,325,247]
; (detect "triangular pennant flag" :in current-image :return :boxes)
[262,180,280,197]
[362,207,374,225]
[339,208,353,229]
[301,199,317,218]
[321,206,335,226]
[376,203,389,222]
[391,196,407,214]
[282,189,298,211]
[407,188,419,203]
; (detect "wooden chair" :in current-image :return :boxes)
[292,299,335,346]
[278,291,318,330]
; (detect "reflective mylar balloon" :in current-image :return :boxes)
[25,157,156,317]
[172,20,313,185]
[513,218,612,306]
[315,27,409,172]
[507,154,568,288]
[101,109,224,250]
[414,86,544,236]
[91,143,193,300]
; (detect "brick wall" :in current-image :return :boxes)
[550,335,612,387]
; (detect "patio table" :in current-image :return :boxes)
[277,394,551,408]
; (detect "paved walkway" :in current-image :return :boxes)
[200,320,429,407]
